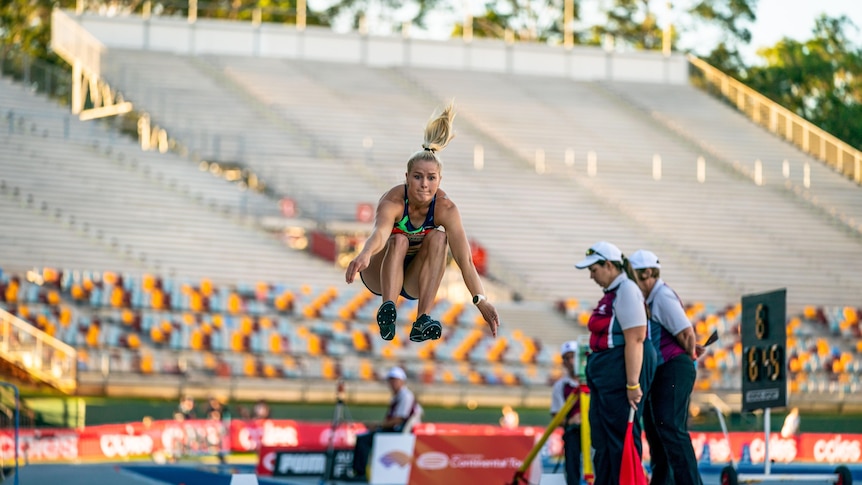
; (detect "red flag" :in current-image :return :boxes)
[620,407,647,485]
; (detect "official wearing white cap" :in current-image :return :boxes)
[351,366,420,480]
[574,241,656,485]
[550,340,583,485]
[630,250,703,485]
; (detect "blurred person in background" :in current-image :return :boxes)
[350,366,421,481]
[499,405,520,429]
[550,340,582,485]
[344,102,499,343]
[630,249,703,485]
[575,241,656,485]
[253,398,271,419]
[177,395,196,419]
[781,407,801,439]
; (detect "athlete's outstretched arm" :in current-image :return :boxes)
[345,195,402,284]
[440,203,499,337]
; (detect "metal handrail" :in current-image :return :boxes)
[0,309,77,394]
[688,55,862,185]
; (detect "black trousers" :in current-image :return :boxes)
[352,431,376,477]
[353,430,400,477]
[586,345,656,485]
[562,426,582,485]
[644,354,703,485]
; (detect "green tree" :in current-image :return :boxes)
[691,0,757,72]
[591,0,662,50]
[744,15,862,150]
[0,0,74,62]
[319,0,446,33]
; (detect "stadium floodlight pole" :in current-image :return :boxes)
[662,1,672,57]
[297,0,307,31]
[188,0,197,24]
[510,391,577,484]
[0,382,19,485]
[563,0,573,49]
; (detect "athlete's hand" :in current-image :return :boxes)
[477,300,499,338]
[627,387,642,410]
[345,253,370,284]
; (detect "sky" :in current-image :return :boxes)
[681,0,862,64]
[328,0,862,65]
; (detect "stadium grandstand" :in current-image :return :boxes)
[0,6,861,425]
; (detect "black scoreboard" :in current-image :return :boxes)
[741,288,787,412]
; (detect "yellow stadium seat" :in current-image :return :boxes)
[231,331,245,352]
[111,287,125,308]
[59,307,72,327]
[140,353,154,374]
[270,334,282,353]
[142,274,156,292]
[86,326,99,347]
[127,334,141,349]
[200,278,213,297]
[308,334,321,355]
[240,316,253,336]
[227,293,242,314]
[190,329,203,350]
[243,356,257,376]
[190,291,203,312]
[322,358,337,380]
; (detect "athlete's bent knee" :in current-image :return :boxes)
[424,229,448,252]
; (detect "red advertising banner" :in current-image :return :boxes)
[3,420,862,467]
[251,422,366,476]
[409,434,536,485]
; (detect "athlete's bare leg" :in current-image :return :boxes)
[404,229,447,316]
[380,234,409,303]
[358,234,408,303]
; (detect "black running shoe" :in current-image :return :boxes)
[376,300,397,341]
[409,314,442,342]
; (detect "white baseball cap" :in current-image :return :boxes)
[386,366,407,381]
[575,241,623,269]
[560,340,579,357]
[629,249,661,270]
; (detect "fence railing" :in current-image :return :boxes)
[0,310,77,394]
[688,55,862,185]
[0,51,72,105]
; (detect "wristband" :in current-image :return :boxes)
[626,383,640,390]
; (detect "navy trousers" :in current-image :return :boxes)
[586,344,656,485]
[644,354,703,485]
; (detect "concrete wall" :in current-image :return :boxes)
[66,10,688,84]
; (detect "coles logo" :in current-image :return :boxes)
[814,436,861,463]
[318,426,357,447]
[260,450,277,472]
[415,451,449,470]
[262,421,299,447]
[0,434,78,461]
[161,426,186,450]
[238,425,264,451]
[749,437,797,463]
[692,435,731,464]
[100,434,154,458]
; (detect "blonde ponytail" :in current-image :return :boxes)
[409,102,456,171]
